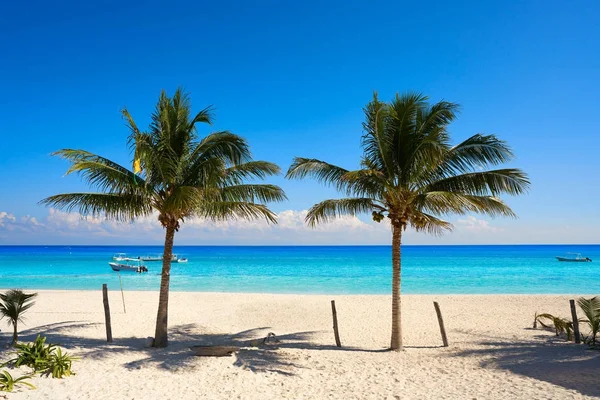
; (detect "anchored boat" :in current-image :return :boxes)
[109,260,149,273]
[555,253,592,262]
[112,253,130,261]
[137,254,178,262]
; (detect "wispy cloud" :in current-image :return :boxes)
[455,216,500,233]
[0,209,597,245]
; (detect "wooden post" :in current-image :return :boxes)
[118,273,126,314]
[102,284,113,343]
[570,299,581,344]
[433,301,449,347]
[331,300,341,347]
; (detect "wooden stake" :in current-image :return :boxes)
[331,300,341,347]
[118,273,126,314]
[570,299,581,344]
[433,301,449,347]
[102,284,113,343]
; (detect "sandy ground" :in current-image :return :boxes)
[0,290,598,399]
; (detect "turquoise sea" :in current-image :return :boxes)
[0,245,598,294]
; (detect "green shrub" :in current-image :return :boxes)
[4,335,77,378]
[8,335,56,371]
[38,348,78,379]
[0,370,35,392]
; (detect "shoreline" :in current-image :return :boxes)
[1,287,597,297]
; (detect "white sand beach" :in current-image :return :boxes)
[0,291,598,399]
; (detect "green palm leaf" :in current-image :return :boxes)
[305,198,377,227]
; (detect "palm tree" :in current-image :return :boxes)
[0,290,37,344]
[578,296,600,345]
[41,88,286,347]
[287,92,529,350]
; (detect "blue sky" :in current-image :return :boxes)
[0,0,598,245]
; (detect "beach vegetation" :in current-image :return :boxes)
[5,335,78,378]
[0,290,37,344]
[578,296,600,347]
[0,370,35,392]
[9,335,57,371]
[41,88,286,347]
[287,92,530,350]
[535,313,574,341]
[38,347,77,378]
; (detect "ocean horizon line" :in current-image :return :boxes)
[1,243,599,247]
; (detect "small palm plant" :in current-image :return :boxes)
[0,370,35,392]
[0,290,37,344]
[577,296,600,346]
[535,313,574,341]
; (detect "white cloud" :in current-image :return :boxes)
[0,209,598,245]
[0,212,16,227]
[0,208,389,245]
[455,216,499,233]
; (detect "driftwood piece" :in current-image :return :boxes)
[331,300,341,347]
[570,299,581,344]
[190,345,240,357]
[102,284,113,343]
[433,301,448,347]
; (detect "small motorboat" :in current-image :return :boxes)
[555,253,592,262]
[109,261,149,273]
[176,258,188,263]
[112,253,129,261]
[138,255,162,262]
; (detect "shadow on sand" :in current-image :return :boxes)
[452,336,600,397]
[0,322,388,376]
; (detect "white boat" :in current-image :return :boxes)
[138,255,163,262]
[137,254,178,262]
[175,258,188,263]
[112,253,129,261]
[555,253,592,262]
[109,261,148,273]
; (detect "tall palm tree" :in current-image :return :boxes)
[287,92,529,350]
[42,88,286,347]
[0,290,37,344]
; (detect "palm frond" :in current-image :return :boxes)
[305,198,375,227]
[220,184,288,204]
[415,191,517,218]
[361,93,393,175]
[444,134,515,172]
[201,202,278,224]
[341,168,386,197]
[0,290,37,326]
[224,161,281,185]
[286,158,349,191]
[191,131,252,167]
[409,211,453,235]
[189,105,214,127]
[577,296,600,344]
[40,193,152,222]
[52,149,146,192]
[422,169,530,197]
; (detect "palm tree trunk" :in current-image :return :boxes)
[12,322,18,344]
[153,224,176,347]
[390,223,403,350]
